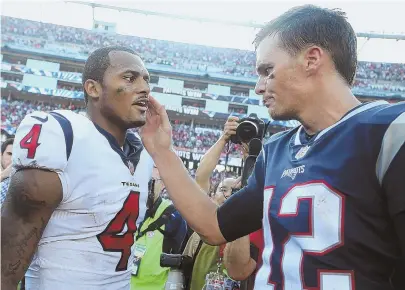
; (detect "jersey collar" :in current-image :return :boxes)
[93,124,144,172]
[293,101,388,146]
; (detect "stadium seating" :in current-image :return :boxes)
[0,98,244,157]
[1,16,405,89]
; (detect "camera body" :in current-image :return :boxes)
[160,253,192,270]
[230,113,266,144]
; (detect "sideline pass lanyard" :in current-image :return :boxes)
[217,244,226,270]
[204,244,241,290]
[203,244,227,290]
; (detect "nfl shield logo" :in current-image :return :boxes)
[127,161,135,175]
[295,145,310,160]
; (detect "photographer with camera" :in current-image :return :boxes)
[182,116,264,290]
[131,166,188,290]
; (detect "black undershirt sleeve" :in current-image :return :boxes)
[217,151,265,242]
[217,184,263,242]
[382,144,405,289]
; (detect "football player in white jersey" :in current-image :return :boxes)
[1,46,154,290]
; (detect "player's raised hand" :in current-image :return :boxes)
[222,116,239,142]
[140,96,173,157]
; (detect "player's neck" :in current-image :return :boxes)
[298,82,361,135]
[87,109,126,146]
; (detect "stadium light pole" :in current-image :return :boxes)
[65,0,405,41]
[64,1,263,28]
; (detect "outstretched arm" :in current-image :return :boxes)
[1,169,62,289]
[195,117,238,192]
[141,97,264,245]
[153,151,225,244]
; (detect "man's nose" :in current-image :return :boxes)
[139,82,150,95]
[255,77,266,95]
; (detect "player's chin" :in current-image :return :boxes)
[268,107,293,121]
[128,114,146,128]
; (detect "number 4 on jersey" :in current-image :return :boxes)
[97,191,140,271]
[20,124,42,159]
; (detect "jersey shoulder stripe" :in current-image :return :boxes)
[373,102,405,184]
[265,129,294,145]
[49,111,74,160]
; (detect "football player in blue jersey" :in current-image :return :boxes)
[141,5,405,290]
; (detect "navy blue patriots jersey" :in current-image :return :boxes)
[217,101,405,290]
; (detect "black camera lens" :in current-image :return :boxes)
[236,121,258,143]
[160,254,183,268]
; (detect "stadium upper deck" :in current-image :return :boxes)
[1,16,404,87]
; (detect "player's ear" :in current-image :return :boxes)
[84,79,102,102]
[303,45,323,75]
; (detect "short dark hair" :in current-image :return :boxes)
[1,138,14,155]
[82,46,138,103]
[254,5,357,86]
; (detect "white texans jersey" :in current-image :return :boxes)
[12,110,153,290]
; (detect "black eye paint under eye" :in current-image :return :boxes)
[116,87,125,94]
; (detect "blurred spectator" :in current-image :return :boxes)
[170,120,244,156]
[355,62,405,82]
[1,98,84,129]
[131,167,188,290]
[1,137,14,204]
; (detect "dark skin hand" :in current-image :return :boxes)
[1,169,62,290]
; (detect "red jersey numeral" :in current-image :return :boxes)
[20,124,42,159]
[260,182,350,289]
[97,191,140,271]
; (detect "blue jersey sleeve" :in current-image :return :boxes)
[217,149,266,242]
[383,142,405,256]
[382,144,405,216]
[372,103,405,259]
[373,103,405,217]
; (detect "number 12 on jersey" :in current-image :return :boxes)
[259,181,354,290]
[97,191,140,272]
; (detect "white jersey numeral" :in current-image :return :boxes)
[256,182,353,290]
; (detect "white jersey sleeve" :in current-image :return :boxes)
[12,111,72,200]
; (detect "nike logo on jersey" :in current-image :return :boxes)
[31,115,49,123]
[281,165,305,180]
[295,145,310,160]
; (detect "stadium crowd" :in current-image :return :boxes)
[0,96,240,201]
[2,16,405,86]
[1,98,244,157]
[1,98,82,130]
